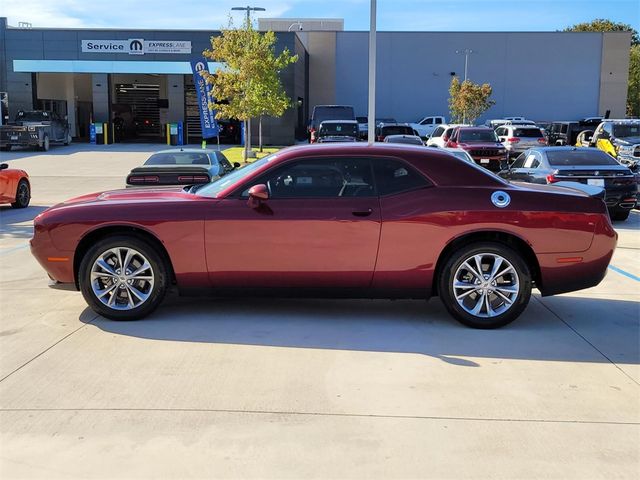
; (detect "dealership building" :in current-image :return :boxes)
[0,16,631,145]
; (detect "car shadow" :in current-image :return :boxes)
[0,205,49,239]
[80,294,639,367]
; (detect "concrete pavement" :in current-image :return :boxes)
[0,144,638,479]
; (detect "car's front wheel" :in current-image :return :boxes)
[438,242,532,329]
[11,179,30,208]
[40,135,50,152]
[79,236,169,320]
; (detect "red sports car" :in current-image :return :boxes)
[31,144,616,328]
[0,163,31,208]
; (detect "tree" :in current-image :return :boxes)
[564,19,639,116]
[202,20,297,159]
[448,77,495,124]
[564,19,638,45]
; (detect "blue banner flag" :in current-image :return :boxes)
[190,59,219,139]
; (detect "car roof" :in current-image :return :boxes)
[456,126,493,130]
[385,134,422,139]
[527,146,597,153]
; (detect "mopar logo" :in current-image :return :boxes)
[194,62,206,72]
[129,39,144,54]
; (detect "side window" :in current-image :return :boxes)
[432,126,444,137]
[560,124,568,134]
[602,123,613,137]
[217,154,233,172]
[435,117,443,124]
[495,127,505,137]
[244,158,375,198]
[511,153,526,168]
[420,118,433,125]
[523,152,540,169]
[372,158,431,196]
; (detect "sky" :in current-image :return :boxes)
[3,0,639,32]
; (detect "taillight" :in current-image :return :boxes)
[310,128,316,142]
[537,138,547,144]
[613,179,634,185]
[377,136,384,141]
[546,174,558,184]
[178,175,209,184]
[129,175,159,184]
[507,137,520,143]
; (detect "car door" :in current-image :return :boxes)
[205,156,382,289]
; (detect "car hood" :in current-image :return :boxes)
[55,187,195,207]
[458,142,503,148]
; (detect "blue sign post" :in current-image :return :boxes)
[190,59,219,141]
[89,123,96,144]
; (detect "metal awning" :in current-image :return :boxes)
[13,60,224,74]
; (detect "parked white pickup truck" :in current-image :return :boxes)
[409,115,446,139]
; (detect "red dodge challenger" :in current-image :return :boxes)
[31,144,616,328]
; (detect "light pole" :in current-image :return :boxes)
[367,0,377,145]
[455,48,474,81]
[231,5,266,27]
[288,22,303,32]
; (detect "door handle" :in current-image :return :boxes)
[352,208,373,217]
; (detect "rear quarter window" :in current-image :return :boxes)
[514,128,543,138]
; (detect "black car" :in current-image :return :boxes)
[126,149,239,187]
[316,120,359,143]
[499,146,637,221]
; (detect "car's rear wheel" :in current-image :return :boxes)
[63,132,72,146]
[40,135,50,152]
[0,145,11,152]
[438,242,532,329]
[11,179,30,209]
[79,236,169,320]
[611,210,630,222]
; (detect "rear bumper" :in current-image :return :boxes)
[537,215,617,296]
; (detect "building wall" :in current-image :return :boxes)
[335,31,631,122]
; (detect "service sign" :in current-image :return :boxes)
[81,39,191,55]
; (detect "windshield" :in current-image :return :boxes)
[319,123,358,136]
[144,152,210,166]
[547,149,620,166]
[193,154,275,197]
[459,129,498,143]
[612,123,640,138]
[17,111,49,122]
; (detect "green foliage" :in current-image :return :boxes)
[448,77,495,124]
[628,45,640,117]
[201,20,298,122]
[564,19,638,45]
[564,19,639,116]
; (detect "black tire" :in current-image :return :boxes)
[63,131,72,146]
[40,135,50,152]
[79,235,169,320]
[11,179,30,209]
[0,145,11,152]
[611,210,630,222]
[438,242,532,329]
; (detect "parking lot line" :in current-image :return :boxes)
[608,265,640,282]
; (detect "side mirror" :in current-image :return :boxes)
[233,162,241,170]
[248,184,269,201]
[0,163,8,170]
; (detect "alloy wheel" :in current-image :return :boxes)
[90,247,155,311]
[452,253,520,318]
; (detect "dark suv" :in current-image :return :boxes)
[445,126,507,171]
[375,123,418,142]
[547,119,602,147]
